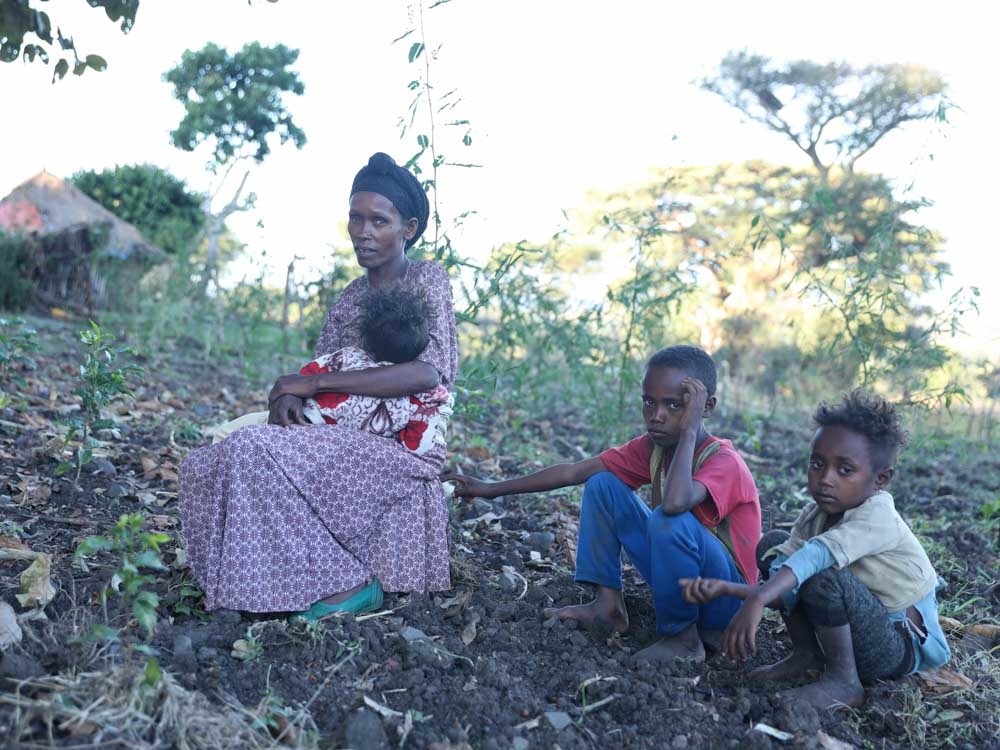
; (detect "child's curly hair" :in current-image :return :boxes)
[356,287,433,364]
[813,389,909,470]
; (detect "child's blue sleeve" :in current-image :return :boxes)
[769,540,836,611]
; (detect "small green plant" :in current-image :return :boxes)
[164,575,207,619]
[74,514,171,690]
[231,624,266,662]
[58,321,144,484]
[172,419,203,443]
[0,317,38,407]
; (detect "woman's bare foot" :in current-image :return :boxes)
[543,586,628,633]
[320,581,366,606]
[750,650,824,681]
[631,622,706,664]
[781,675,864,711]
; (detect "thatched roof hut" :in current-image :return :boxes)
[0,170,165,260]
[0,171,166,311]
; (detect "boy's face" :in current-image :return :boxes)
[641,366,716,448]
[807,425,893,516]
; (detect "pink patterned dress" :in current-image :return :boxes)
[179,261,457,612]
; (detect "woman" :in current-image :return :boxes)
[179,153,457,619]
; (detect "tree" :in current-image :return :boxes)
[164,41,306,165]
[163,41,306,290]
[702,51,948,180]
[0,0,138,81]
[693,52,970,404]
[72,164,205,255]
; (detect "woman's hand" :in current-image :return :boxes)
[441,473,497,500]
[268,374,317,405]
[722,594,765,661]
[679,576,732,604]
[268,394,306,427]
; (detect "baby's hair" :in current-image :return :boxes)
[356,287,433,364]
[813,389,909,470]
[645,345,718,397]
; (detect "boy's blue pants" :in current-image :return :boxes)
[575,472,743,635]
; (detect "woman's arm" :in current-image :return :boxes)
[269,360,440,404]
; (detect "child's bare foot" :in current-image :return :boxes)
[631,623,705,664]
[543,586,628,633]
[781,675,864,711]
[749,650,824,681]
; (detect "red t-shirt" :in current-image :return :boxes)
[599,435,761,584]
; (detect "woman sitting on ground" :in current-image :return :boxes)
[178,152,458,621]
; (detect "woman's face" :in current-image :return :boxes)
[347,191,418,272]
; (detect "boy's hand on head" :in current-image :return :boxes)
[679,576,729,604]
[440,473,494,500]
[678,377,709,432]
[722,595,765,662]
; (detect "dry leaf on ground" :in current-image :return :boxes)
[918,666,975,692]
[16,553,56,608]
[816,730,855,749]
[0,601,23,650]
[461,612,481,646]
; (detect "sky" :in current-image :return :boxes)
[3,0,997,356]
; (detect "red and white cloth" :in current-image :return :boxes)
[299,345,453,456]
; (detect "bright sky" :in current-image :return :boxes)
[3,0,997,355]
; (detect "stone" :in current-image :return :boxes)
[86,458,117,477]
[0,494,11,506]
[407,637,455,670]
[525,531,555,552]
[173,634,197,673]
[344,708,390,750]
[499,571,520,592]
[672,735,689,749]
[545,711,573,731]
[106,482,130,498]
[400,625,430,642]
[511,738,529,750]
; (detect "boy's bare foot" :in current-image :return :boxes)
[543,601,629,633]
[781,675,864,711]
[543,586,629,633]
[699,628,724,653]
[631,623,706,664]
[749,650,824,681]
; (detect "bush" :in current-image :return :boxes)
[0,232,34,310]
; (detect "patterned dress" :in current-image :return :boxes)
[179,261,457,612]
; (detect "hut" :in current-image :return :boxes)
[0,170,166,311]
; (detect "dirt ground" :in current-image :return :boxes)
[1,316,998,749]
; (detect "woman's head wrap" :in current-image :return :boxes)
[351,152,430,248]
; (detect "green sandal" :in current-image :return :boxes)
[292,579,384,623]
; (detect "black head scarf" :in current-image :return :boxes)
[351,152,430,249]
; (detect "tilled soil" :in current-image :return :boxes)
[1,316,998,749]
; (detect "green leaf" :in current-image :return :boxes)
[53,58,69,81]
[133,600,157,638]
[751,214,760,228]
[143,656,161,687]
[55,461,74,477]
[75,536,113,557]
[87,623,121,643]
[417,134,429,148]
[407,42,425,63]
[86,54,107,72]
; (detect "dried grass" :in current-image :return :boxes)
[0,663,320,749]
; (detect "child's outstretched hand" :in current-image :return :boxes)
[722,595,765,661]
[679,576,731,604]
[678,377,709,433]
[441,473,497,500]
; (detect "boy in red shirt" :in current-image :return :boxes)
[446,345,760,662]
